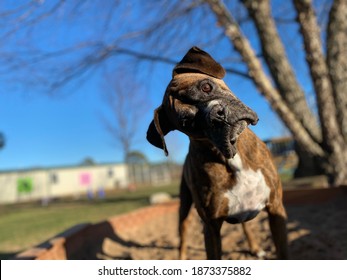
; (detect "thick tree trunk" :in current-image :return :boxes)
[294,142,324,178]
[294,0,347,185]
[205,0,324,159]
[327,0,347,142]
[242,0,321,143]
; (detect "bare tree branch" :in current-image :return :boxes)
[100,71,150,161]
[1,43,251,90]
[0,1,34,18]
[0,0,66,42]
[327,0,347,142]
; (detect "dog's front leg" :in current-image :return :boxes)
[266,201,288,259]
[178,175,193,260]
[203,218,224,260]
[242,222,266,258]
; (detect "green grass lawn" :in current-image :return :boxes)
[0,183,179,259]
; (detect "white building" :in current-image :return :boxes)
[0,163,128,205]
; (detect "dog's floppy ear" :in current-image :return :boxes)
[173,46,226,79]
[146,106,174,156]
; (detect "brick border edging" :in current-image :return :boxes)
[13,200,179,260]
[106,200,179,234]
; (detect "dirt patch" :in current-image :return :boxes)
[15,187,347,260]
[101,202,346,260]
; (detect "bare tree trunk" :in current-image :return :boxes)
[100,72,149,161]
[204,0,324,158]
[327,0,347,142]
[294,0,347,185]
[293,142,324,178]
[242,0,321,143]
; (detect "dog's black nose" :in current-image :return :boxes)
[207,103,229,128]
[211,104,226,122]
[216,107,225,118]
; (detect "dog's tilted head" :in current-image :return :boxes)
[147,46,258,158]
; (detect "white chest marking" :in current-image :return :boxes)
[225,154,270,221]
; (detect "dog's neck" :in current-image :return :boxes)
[189,138,230,165]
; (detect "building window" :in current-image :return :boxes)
[50,173,58,184]
[108,168,114,178]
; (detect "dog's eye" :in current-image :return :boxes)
[201,82,212,93]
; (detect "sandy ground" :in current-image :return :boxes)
[98,190,347,260]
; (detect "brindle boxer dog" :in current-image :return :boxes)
[146,47,288,260]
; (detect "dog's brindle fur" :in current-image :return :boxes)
[147,48,288,260]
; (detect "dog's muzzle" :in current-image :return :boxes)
[202,99,258,158]
[207,99,258,127]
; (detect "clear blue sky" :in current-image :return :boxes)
[0,1,311,171]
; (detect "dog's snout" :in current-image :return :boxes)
[207,100,258,127]
[232,101,259,126]
[242,112,259,126]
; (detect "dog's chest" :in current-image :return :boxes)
[222,154,270,223]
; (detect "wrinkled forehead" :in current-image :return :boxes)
[168,73,230,92]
